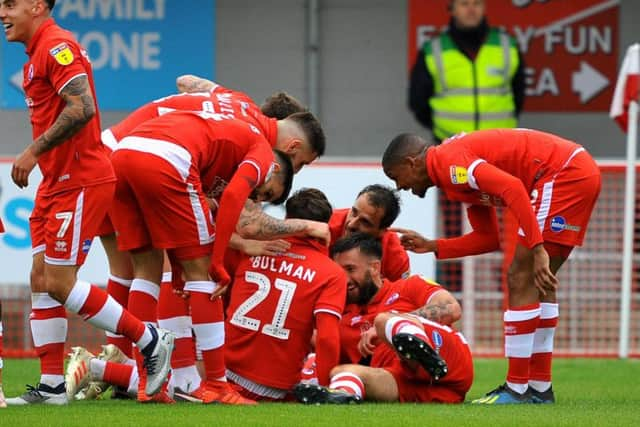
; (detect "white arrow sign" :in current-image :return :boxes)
[10,70,24,93]
[572,61,609,104]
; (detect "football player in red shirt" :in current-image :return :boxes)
[81,89,326,402]
[109,110,297,403]
[2,0,173,405]
[295,233,472,404]
[329,185,410,281]
[382,129,601,404]
[225,189,346,401]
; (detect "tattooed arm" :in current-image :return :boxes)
[34,75,96,155]
[410,290,462,326]
[176,74,217,93]
[235,199,331,245]
[11,75,96,188]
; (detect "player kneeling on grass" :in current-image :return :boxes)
[224,188,347,401]
[294,233,473,404]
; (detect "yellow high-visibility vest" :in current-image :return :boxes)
[424,28,519,140]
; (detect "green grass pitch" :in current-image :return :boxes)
[1,358,638,426]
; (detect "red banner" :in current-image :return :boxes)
[408,0,619,112]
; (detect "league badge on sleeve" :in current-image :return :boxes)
[449,166,468,184]
[49,43,74,66]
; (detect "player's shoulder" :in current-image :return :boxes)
[307,251,347,283]
[218,116,265,137]
[39,22,80,50]
[396,275,442,291]
[382,228,403,249]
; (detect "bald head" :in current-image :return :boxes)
[381,133,434,198]
[382,133,431,170]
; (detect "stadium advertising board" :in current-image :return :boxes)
[0,0,215,110]
[408,0,619,111]
[0,161,437,286]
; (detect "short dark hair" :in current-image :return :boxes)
[330,232,383,260]
[285,111,326,157]
[261,92,307,120]
[382,133,431,170]
[285,188,332,223]
[357,184,401,229]
[45,0,56,10]
[270,149,294,205]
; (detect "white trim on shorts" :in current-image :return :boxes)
[115,136,192,181]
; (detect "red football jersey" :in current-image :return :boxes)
[428,129,583,253]
[339,275,444,364]
[23,18,114,195]
[128,111,275,198]
[225,237,347,390]
[329,209,410,281]
[108,88,276,145]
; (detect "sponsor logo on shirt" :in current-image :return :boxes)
[449,166,468,184]
[49,42,74,66]
[385,292,400,306]
[350,315,363,326]
[549,216,581,233]
[431,330,443,351]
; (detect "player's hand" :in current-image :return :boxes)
[389,228,436,253]
[209,263,231,296]
[242,239,291,256]
[358,327,379,357]
[173,287,190,299]
[12,146,39,189]
[532,244,558,295]
[205,197,219,216]
[210,284,229,300]
[303,220,331,247]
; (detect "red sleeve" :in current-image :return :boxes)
[381,232,410,280]
[211,162,261,268]
[45,38,89,94]
[328,210,348,246]
[242,142,275,187]
[0,218,4,233]
[314,312,341,386]
[314,266,347,319]
[109,103,158,141]
[472,162,544,249]
[404,276,444,307]
[436,204,500,259]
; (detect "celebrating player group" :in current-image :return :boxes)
[0,0,600,407]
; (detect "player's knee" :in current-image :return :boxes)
[330,364,356,378]
[30,267,45,290]
[373,312,392,334]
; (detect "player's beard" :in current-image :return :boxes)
[347,271,379,306]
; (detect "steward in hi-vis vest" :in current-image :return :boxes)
[409,0,526,142]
